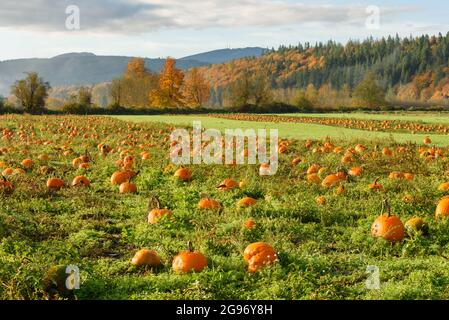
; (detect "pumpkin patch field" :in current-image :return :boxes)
[3,114,449,300]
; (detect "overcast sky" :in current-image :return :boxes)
[0,0,448,60]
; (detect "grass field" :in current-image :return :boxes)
[281,112,449,124]
[2,113,449,300]
[115,114,449,146]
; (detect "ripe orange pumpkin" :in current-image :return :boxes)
[333,146,344,154]
[305,140,313,148]
[321,174,341,188]
[371,201,405,242]
[316,195,326,205]
[174,167,192,181]
[259,163,271,176]
[335,185,345,195]
[244,218,255,229]
[0,177,14,194]
[2,168,14,176]
[21,159,33,168]
[123,155,134,169]
[348,166,362,177]
[47,178,65,190]
[38,154,49,161]
[323,142,334,152]
[72,157,83,168]
[131,249,161,267]
[403,173,414,181]
[369,178,383,191]
[354,144,366,153]
[307,164,320,175]
[119,182,137,194]
[115,159,124,167]
[217,178,238,191]
[335,169,348,181]
[71,176,90,187]
[435,196,449,219]
[389,171,404,180]
[99,144,112,155]
[172,242,207,273]
[79,154,89,163]
[371,214,405,242]
[278,145,288,154]
[341,155,353,164]
[197,198,221,210]
[243,242,277,273]
[291,157,301,166]
[148,208,173,224]
[237,197,257,207]
[141,152,150,160]
[381,147,392,156]
[110,170,136,185]
[438,182,449,191]
[307,174,321,185]
[78,163,89,169]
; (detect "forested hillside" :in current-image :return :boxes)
[202,33,449,108]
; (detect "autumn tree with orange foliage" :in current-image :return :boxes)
[149,57,185,108]
[125,58,147,79]
[182,68,210,108]
[109,57,158,109]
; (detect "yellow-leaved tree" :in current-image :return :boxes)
[182,68,211,108]
[111,57,158,109]
[149,57,185,108]
[125,58,147,79]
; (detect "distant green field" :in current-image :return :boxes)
[280,112,449,124]
[114,114,449,146]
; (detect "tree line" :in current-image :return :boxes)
[2,57,212,114]
[3,32,449,114]
[109,57,210,110]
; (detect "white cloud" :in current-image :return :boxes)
[0,0,419,34]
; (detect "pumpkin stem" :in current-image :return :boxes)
[188,241,194,252]
[374,177,380,185]
[148,194,161,211]
[129,171,140,182]
[381,199,391,216]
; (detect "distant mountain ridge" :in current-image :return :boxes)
[180,47,266,64]
[0,54,203,96]
[0,47,265,96]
